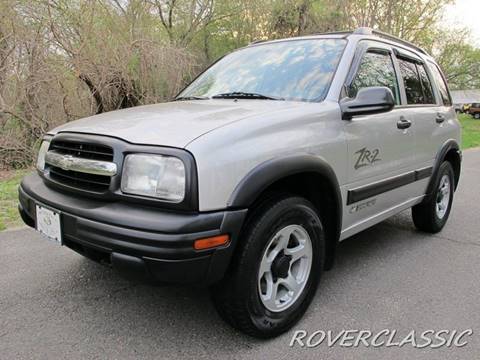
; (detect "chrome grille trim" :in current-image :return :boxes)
[45,151,117,177]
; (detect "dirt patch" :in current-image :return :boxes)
[0,170,15,181]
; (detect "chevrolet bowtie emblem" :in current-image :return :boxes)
[58,154,75,171]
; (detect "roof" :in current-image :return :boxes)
[451,90,480,104]
[351,27,428,55]
[250,27,429,58]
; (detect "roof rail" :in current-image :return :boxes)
[249,30,352,45]
[249,28,428,55]
[250,39,268,45]
[311,30,353,37]
[353,27,428,55]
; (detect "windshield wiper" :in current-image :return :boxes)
[212,92,284,100]
[174,95,210,101]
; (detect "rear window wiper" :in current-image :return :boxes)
[174,95,210,101]
[212,92,284,100]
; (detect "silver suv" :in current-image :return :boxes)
[19,27,461,338]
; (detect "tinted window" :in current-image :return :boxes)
[179,39,346,102]
[398,58,424,104]
[417,64,435,104]
[429,63,452,106]
[349,51,400,104]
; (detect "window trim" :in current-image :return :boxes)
[343,40,402,106]
[393,48,423,64]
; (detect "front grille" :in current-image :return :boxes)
[47,140,114,192]
[50,140,113,161]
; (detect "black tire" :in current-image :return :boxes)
[412,161,455,233]
[474,113,480,119]
[211,194,325,338]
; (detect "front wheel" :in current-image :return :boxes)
[474,113,480,119]
[211,195,325,338]
[412,161,455,233]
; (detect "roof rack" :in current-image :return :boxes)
[250,30,351,45]
[249,27,428,55]
[311,30,353,37]
[353,27,428,55]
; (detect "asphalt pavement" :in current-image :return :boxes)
[1,148,480,359]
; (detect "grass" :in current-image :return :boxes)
[0,170,30,231]
[0,115,479,231]
[458,113,480,149]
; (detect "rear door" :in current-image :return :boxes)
[393,49,443,172]
[426,62,458,150]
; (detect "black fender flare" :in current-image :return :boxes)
[425,139,461,200]
[227,155,343,266]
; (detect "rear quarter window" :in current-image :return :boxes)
[428,63,452,106]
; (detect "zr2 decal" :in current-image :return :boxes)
[354,147,381,170]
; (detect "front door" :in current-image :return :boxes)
[341,41,416,235]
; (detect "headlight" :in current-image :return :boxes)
[36,140,51,171]
[121,154,186,202]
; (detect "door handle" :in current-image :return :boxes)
[436,114,446,123]
[397,118,412,130]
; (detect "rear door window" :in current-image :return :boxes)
[397,58,424,104]
[417,64,435,104]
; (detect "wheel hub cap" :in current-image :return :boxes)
[271,251,292,280]
[257,224,313,312]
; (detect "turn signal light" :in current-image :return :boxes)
[194,234,230,250]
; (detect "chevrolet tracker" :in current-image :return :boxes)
[19,27,461,338]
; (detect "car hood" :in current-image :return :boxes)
[50,100,300,148]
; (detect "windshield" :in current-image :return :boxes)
[178,39,346,102]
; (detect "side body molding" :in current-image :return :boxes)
[227,155,343,259]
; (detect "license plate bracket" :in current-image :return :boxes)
[35,204,62,245]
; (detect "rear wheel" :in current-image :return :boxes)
[412,161,455,233]
[211,194,325,338]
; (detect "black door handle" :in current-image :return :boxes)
[397,118,412,129]
[436,114,446,123]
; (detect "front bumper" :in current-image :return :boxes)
[19,173,247,285]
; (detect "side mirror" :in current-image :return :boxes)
[340,86,395,120]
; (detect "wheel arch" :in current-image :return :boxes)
[228,155,343,270]
[426,139,461,199]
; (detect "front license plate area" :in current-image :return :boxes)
[36,204,62,245]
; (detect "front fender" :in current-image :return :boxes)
[228,154,340,208]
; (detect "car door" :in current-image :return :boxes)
[393,49,439,172]
[341,41,417,237]
[423,61,458,159]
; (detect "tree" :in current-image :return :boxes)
[0,0,479,169]
[434,28,480,90]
